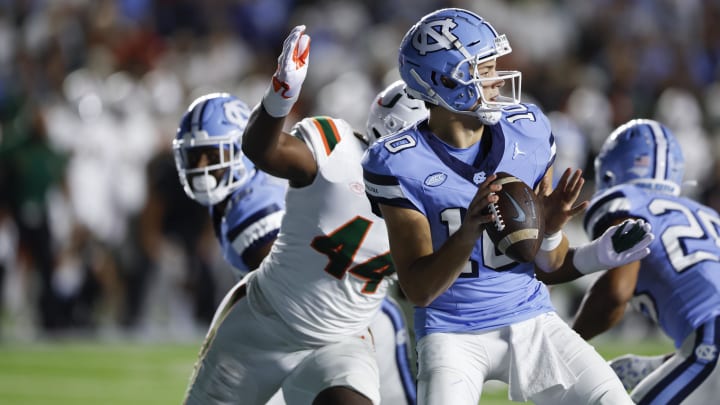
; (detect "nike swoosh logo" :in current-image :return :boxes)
[506,193,526,223]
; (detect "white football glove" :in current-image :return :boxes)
[573,219,654,275]
[262,25,310,118]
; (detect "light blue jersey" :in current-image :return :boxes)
[585,184,720,348]
[362,104,556,339]
[209,170,287,279]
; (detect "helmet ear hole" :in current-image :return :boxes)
[440,76,457,89]
[602,171,615,186]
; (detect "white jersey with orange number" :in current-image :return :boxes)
[253,116,395,345]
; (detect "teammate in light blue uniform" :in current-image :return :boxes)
[574,119,720,404]
[362,8,653,405]
[174,93,286,279]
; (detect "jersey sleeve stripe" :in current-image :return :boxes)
[227,203,283,244]
[363,170,416,216]
[230,209,284,255]
[584,191,631,238]
[364,170,400,186]
[312,116,341,156]
[363,171,405,200]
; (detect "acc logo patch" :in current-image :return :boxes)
[424,172,447,187]
[413,18,458,55]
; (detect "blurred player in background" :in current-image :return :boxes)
[173,93,286,278]
[180,25,425,404]
[362,8,653,405]
[573,118,720,404]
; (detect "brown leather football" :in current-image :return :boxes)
[484,172,544,262]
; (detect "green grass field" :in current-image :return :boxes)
[0,337,673,405]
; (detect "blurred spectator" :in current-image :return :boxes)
[133,146,216,338]
[0,100,69,332]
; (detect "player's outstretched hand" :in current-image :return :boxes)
[458,174,501,241]
[540,168,588,234]
[573,219,654,274]
[262,25,311,118]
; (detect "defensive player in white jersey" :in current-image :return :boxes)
[572,119,720,404]
[362,8,654,405]
[182,27,425,405]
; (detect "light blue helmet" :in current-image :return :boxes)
[595,119,685,196]
[173,92,255,206]
[398,8,521,125]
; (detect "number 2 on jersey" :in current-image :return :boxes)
[311,216,395,293]
[649,199,720,272]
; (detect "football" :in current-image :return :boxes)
[484,172,544,262]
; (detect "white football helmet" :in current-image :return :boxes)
[366,80,429,141]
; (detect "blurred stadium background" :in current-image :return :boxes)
[0,0,717,403]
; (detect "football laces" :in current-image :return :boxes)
[487,193,505,231]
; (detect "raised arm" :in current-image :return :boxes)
[242,25,317,187]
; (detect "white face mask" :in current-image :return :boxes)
[191,174,225,205]
[191,173,218,192]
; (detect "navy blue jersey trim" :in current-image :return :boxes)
[667,316,720,404]
[366,195,417,218]
[381,299,417,405]
[583,190,626,233]
[637,317,720,405]
[421,123,505,186]
[226,204,283,242]
[364,170,400,186]
[241,229,280,270]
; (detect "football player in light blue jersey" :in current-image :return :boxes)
[173,93,287,278]
[362,8,654,405]
[573,118,720,404]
